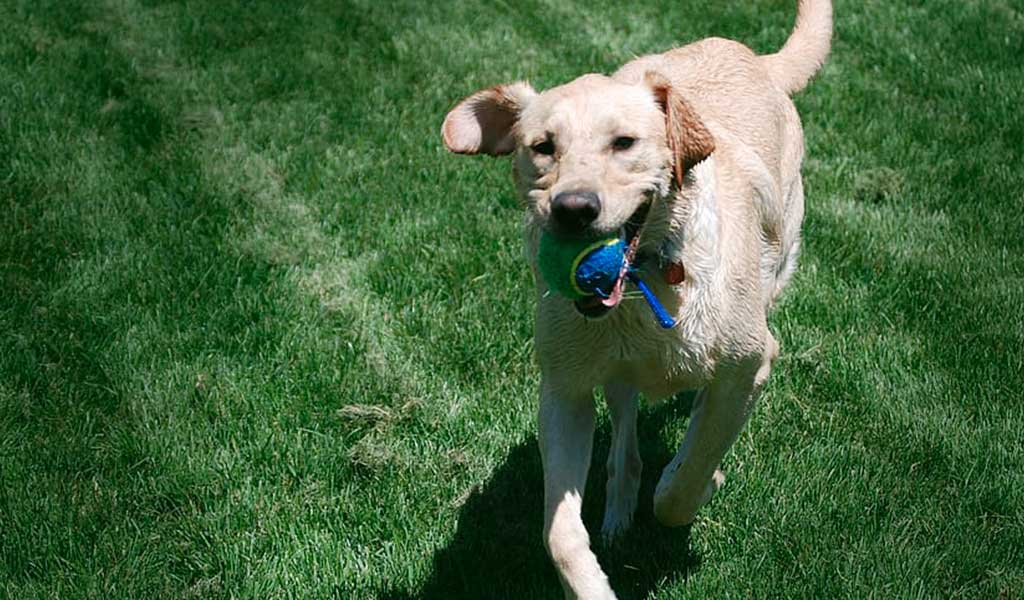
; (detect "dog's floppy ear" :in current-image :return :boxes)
[442,82,536,156]
[644,72,715,186]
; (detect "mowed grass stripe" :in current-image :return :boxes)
[3,1,339,595]
[2,0,543,596]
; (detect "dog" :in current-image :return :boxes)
[441,1,832,597]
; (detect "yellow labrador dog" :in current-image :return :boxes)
[442,0,831,597]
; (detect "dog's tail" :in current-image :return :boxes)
[760,0,833,94]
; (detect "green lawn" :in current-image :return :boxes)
[2,0,1022,598]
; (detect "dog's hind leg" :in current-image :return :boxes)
[601,382,642,542]
[653,341,775,527]
[539,379,617,600]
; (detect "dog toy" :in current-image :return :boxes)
[537,234,625,299]
[537,231,677,328]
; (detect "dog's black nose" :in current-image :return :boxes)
[551,191,600,234]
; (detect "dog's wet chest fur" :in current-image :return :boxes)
[606,311,716,399]
[538,280,719,399]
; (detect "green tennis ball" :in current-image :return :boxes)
[537,232,625,300]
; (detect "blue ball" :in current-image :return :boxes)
[574,238,626,298]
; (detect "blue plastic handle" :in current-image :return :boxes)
[628,272,676,329]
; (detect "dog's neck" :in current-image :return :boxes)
[634,155,718,278]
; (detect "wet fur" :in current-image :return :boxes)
[442,1,832,597]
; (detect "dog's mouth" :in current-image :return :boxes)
[573,200,651,319]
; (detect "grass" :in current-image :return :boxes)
[1,0,1022,597]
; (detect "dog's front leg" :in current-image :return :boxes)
[539,379,616,600]
[601,382,641,542]
[653,346,775,527]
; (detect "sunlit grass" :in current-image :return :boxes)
[1,0,1022,597]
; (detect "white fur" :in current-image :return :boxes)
[442,2,831,597]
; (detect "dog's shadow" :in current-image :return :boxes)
[387,394,699,599]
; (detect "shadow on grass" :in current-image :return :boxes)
[387,395,699,600]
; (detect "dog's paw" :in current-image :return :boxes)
[653,467,726,527]
[600,475,641,543]
[600,499,637,543]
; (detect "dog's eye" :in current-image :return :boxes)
[530,140,555,156]
[612,136,636,151]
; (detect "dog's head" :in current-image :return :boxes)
[442,72,714,313]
